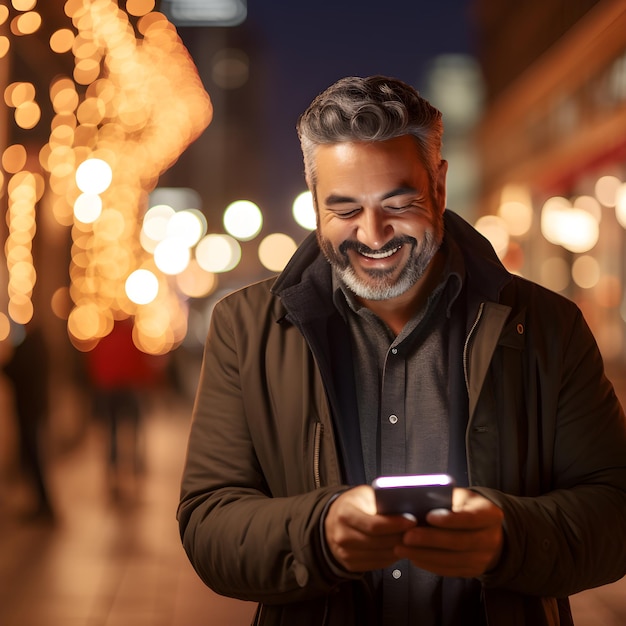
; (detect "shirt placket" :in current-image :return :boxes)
[379,342,409,626]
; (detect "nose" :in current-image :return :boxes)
[356,208,392,250]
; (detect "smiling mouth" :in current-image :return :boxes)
[358,244,402,260]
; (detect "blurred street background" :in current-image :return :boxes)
[1,0,626,624]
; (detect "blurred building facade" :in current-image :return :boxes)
[473,0,626,364]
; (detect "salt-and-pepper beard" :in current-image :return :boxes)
[317,224,443,302]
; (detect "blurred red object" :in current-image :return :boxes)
[86,319,165,390]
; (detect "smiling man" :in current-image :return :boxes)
[178,76,626,626]
[314,136,447,333]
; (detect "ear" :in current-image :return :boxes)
[435,160,448,212]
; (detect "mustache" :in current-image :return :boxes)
[338,236,417,256]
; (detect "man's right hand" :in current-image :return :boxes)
[324,485,417,572]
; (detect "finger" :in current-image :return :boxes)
[399,524,503,574]
[336,506,418,538]
[427,498,503,530]
[325,489,416,571]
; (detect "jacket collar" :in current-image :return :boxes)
[270,232,335,324]
[443,210,512,302]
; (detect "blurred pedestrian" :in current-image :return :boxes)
[2,322,54,522]
[86,318,164,498]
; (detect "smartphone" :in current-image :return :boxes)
[372,473,455,521]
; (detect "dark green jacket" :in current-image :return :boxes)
[178,210,626,625]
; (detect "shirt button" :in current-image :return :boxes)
[389,414,398,424]
[392,568,402,579]
[391,348,398,354]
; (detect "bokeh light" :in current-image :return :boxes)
[474,215,509,258]
[73,193,103,223]
[142,204,176,242]
[559,209,599,253]
[2,144,27,173]
[541,196,572,245]
[223,200,263,241]
[258,233,297,272]
[50,28,75,54]
[125,269,159,305]
[175,259,217,298]
[196,234,241,272]
[572,255,601,289]
[166,209,205,248]
[540,256,570,292]
[541,196,599,253]
[595,175,621,207]
[573,195,601,222]
[153,238,191,275]
[615,183,626,228]
[497,184,533,237]
[75,158,113,194]
[292,190,316,231]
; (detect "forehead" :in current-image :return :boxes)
[314,136,429,191]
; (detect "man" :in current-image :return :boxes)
[178,75,626,625]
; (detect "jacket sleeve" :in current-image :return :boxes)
[476,306,626,597]
[177,294,356,604]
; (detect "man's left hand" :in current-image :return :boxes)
[394,488,504,578]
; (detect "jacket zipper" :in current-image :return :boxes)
[313,422,323,489]
[463,302,484,393]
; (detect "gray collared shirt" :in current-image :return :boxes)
[332,241,471,626]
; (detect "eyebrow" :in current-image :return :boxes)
[323,186,419,206]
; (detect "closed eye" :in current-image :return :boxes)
[383,200,424,212]
[327,206,361,218]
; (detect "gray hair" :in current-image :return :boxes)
[296,75,443,197]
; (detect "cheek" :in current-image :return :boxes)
[319,220,351,244]
[405,215,440,238]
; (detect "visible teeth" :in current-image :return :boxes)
[361,245,401,259]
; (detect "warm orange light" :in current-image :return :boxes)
[51,86,79,114]
[51,287,73,320]
[12,0,37,11]
[0,36,9,58]
[74,58,101,85]
[72,33,100,60]
[15,100,41,129]
[50,28,75,54]
[8,296,33,325]
[76,97,106,125]
[5,81,35,106]
[49,124,76,148]
[12,12,42,36]
[126,0,156,17]
[4,0,212,350]
[2,145,28,173]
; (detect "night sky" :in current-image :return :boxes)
[244,1,477,220]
